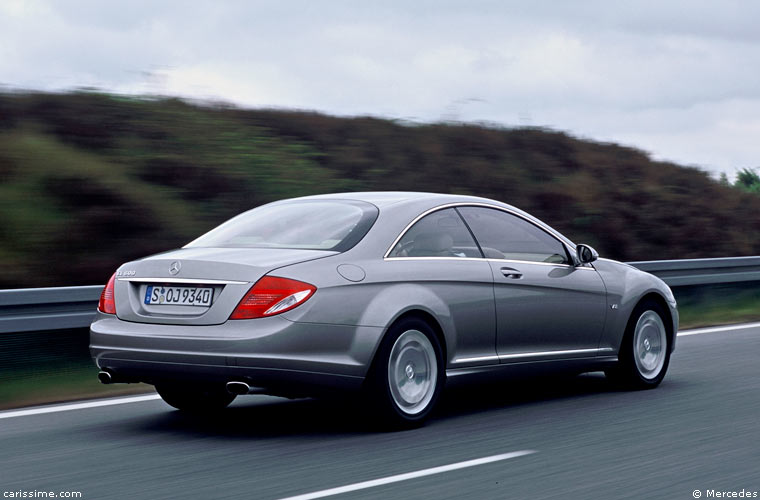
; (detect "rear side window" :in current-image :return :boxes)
[388,208,482,258]
[458,207,569,264]
[186,200,378,252]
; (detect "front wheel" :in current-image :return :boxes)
[366,318,444,429]
[606,301,671,389]
[155,383,236,413]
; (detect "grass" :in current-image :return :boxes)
[0,329,154,410]
[674,283,760,329]
[0,364,153,410]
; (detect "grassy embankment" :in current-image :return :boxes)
[0,366,152,409]
[3,91,760,288]
[676,283,760,329]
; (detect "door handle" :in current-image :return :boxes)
[500,267,523,279]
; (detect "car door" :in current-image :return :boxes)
[457,206,607,362]
[386,207,497,368]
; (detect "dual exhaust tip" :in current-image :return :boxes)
[98,370,113,384]
[98,370,259,395]
[226,381,260,395]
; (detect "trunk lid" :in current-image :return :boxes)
[113,247,335,326]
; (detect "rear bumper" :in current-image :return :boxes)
[90,312,384,395]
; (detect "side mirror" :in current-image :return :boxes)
[576,244,598,264]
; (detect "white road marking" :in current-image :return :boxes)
[0,394,161,420]
[677,321,760,337]
[275,450,536,500]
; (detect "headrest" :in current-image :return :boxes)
[413,232,454,253]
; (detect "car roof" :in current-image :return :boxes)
[299,191,577,248]
[292,191,500,209]
[267,191,576,251]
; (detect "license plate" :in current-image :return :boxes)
[144,285,213,307]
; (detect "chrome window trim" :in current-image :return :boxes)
[383,256,489,262]
[118,277,248,285]
[486,258,595,270]
[382,256,595,270]
[383,202,576,261]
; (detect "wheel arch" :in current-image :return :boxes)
[361,308,448,427]
[634,292,675,352]
[387,309,448,365]
[357,283,455,367]
[363,308,448,384]
[606,290,674,388]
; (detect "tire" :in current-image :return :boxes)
[606,300,671,389]
[155,383,236,413]
[365,317,444,429]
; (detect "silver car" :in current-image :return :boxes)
[91,192,678,426]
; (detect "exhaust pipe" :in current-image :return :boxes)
[226,381,250,395]
[226,381,265,395]
[98,370,113,384]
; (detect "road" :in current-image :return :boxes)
[2,324,760,500]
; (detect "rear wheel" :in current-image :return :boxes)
[366,318,444,429]
[156,383,236,413]
[606,300,671,389]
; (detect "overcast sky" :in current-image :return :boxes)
[2,0,759,178]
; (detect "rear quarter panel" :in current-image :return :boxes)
[278,255,497,368]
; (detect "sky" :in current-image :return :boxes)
[2,0,759,178]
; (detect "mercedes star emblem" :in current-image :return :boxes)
[169,261,181,275]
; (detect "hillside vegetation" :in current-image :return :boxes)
[1,91,759,288]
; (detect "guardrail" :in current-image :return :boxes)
[627,256,760,287]
[0,286,102,334]
[1,257,759,333]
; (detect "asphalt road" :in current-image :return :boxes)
[2,324,760,500]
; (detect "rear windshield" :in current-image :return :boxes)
[185,200,378,252]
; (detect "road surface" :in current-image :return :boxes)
[2,323,759,499]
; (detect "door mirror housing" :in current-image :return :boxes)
[576,244,598,264]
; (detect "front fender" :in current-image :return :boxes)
[595,259,678,353]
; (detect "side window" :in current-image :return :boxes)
[458,207,569,264]
[389,208,482,258]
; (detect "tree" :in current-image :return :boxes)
[734,168,760,194]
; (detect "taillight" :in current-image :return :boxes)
[230,276,316,320]
[98,273,117,314]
